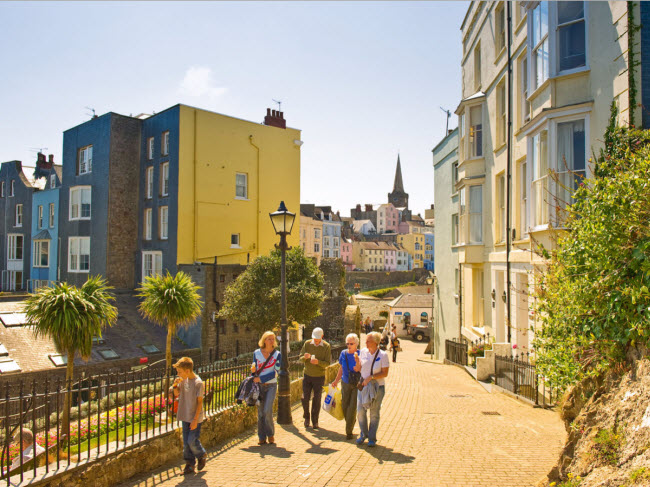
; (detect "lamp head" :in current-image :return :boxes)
[269,201,296,235]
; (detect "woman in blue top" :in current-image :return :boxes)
[251,331,281,445]
[331,333,360,440]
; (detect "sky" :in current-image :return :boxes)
[0,1,467,218]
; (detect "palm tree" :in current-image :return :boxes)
[136,271,202,392]
[24,276,117,439]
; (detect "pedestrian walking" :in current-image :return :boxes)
[356,331,390,447]
[390,325,400,363]
[331,333,361,440]
[251,331,281,445]
[169,357,207,475]
[300,327,331,429]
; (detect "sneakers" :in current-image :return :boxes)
[356,436,366,445]
[182,463,195,475]
[367,440,377,447]
[197,455,207,471]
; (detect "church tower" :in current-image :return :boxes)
[388,154,409,209]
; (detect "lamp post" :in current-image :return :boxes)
[269,201,296,425]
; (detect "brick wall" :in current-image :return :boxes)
[345,268,429,292]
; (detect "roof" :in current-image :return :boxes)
[383,285,434,299]
[357,241,398,251]
[388,293,434,309]
[352,220,374,232]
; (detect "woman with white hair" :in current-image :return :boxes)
[251,331,281,445]
[331,333,361,439]
[356,331,390,447]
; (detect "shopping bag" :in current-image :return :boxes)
[322,385,344,420]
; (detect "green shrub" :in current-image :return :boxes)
[626,467,650,485]
[551,473,582,487]
[592,425,623,466]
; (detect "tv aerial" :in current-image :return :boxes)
[272,99,282,112]
[29,147,48,154]
[440,107,451,135]
[85,106,96,118]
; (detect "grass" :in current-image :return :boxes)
[592,425,624,466]
[69,420,162,455]
[624,467,650,486]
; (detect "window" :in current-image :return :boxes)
[520,161,528,237]
[37,205,43,228]
[520,56,531,124]
[314,228,321,239]
[161,162,169,196]
[324,249,330,258]
[469,185,483,244]
[161,131,169,156]
[98,349,119,360]
[144,208,152,240]
[69,186,91,220]
[495,3,506,53]
[219,320,227,335]
[459,113,465,160]
[142,251,162,279]
[77,145,93,175]
[497,174,506,243]
[33,240,49,267]
[324,237,330,247]
[14,204,22,227]
[219,274,225,283]
[68,236,90,272]
[452,214,459,245]
[314,242,320,253]
[48,354,67,367]
[235,173,247,199]
[231,234,240,247]
[452,162,459,192]
[1,181,4,197]
[159,206,168,240]
[146,167,153,199]
[557,1,585,72]
[148,137,155,160]
[333,237,339,247]
[8,235,23,260]
[497,81,506,145]
[9,180,14,197]
[474,43,481,91]
[141,344,160,354]
[49,203,55,228]
[469,105,483,158]
[333,249,339,258]
[530,2,549,90]
[50,174,56,189]
[556,119,586,211]
[531,130,549,226]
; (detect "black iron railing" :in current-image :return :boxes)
[494,353,558,408]
[445,338,468,366]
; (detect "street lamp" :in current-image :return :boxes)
[269,201,296,425]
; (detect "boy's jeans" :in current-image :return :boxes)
[257,382,277,440]
[182,421,206,465]
[356,385,386,442]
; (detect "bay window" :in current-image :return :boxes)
[469,105,483,158]
[557,2,585,72]
[556,119,586,210]
[530,2,549,90]
[459,185,483,244]
[531,130,549,227]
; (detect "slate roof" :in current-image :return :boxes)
[388,293,434,309]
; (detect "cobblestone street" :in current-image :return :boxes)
[117,339,565,487]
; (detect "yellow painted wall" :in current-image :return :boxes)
[177,105,301,265]
[398,233,424,268]
[299,215,323,265]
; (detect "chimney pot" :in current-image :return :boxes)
[279,111,284,119]
[267,108,271,116]
[48,154,54,163]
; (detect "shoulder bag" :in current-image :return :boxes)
[357,349,381,392]
[344,352,362,387]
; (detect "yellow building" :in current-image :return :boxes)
[453,2,644,349]
[299,210,323,265]
[397,233,424,269]
[176,105,301,266]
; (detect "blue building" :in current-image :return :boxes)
[316,206,342,259]
[424,232,435,272]
[0,161,36,291]
[29,153,62,290]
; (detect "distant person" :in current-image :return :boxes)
[251,331,281,445]
[9,429,45,472]
[356,332,390,447]
[331,333,361,439]
[390,325,400,363]
[300,327,331,429]
[170,357,207,475]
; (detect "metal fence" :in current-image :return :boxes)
[0,345,344,484]
[494,353,558,408]
[445,338,468,366]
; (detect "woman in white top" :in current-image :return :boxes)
[355,331,390,447]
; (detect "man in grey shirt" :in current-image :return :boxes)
[170,357,206,475]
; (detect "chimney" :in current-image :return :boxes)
[264,108,286,129]
[356,204,361,211]
[36,152,53,170]
[48,154,54,164]
[365,204,373,212]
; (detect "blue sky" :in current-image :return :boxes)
[0,1,467,217]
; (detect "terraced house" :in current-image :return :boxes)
[453,1,648,351]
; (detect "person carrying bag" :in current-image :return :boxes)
[331,333,361,440]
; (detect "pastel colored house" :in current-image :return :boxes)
[340,238,354,271]
[351,219,376,236]
[300,205,324,265]
[388,293,434,337]
[423,232,435,272]
[377,203,399,234]
[397,233,425,269]
[317,206,341,259]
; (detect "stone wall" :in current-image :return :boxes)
[308,258,348,343]
[33,363,341,487]
[345,268,429,292]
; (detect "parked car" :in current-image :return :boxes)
[407,323,430,342]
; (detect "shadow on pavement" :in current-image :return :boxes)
[240,444,295,458]
[175,470,209,486]
[310,426,348,443]
[360,444,415,465]
[279,424,339,456]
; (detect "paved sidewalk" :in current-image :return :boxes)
[117,339,565,487]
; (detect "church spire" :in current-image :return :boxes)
[393,154,404,193]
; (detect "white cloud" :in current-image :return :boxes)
[179,66,227,99]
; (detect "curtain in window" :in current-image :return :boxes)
[557,120,585,207]
[469,185,482,244]
[558,1,585,71]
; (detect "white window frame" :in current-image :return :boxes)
[497,174,506,243]
[68,236,90,273]
[554,1,587,75]
[519,160,529,238]
[314,242,320,253]
[78,145,93,175]
[148,137,155,160]
[33,240,49,268]
[553,114,589,222]
[161,162,169,196]
[324,236,330,247]
[530,128,550,229]
[49,203,55,228]
[1,181,4,197]
[50,174,56,189]
[235,173,248,199]
[314,228,321,239]
[9,180,14,197]
[159,206,168,240]
[69,186,91,221]
[161,131,169,156]
[144,208,152,241]
[142,251,162,280]
[14,204,22,227]
[497,80,506,146]
[528,1,549,92]
[38,205,43,229]
[495,2,506,54]
[146,167,154,199]
[519,54,531,126]
[7,234,23,261]
[469,104,483,158]
[230,233,240,248]
[473,42,481,92]
[323,249,330,258]
[459,185,483,244]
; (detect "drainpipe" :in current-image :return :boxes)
[193,109,198,262]
[458,263,463,341]
[249,136,261,258]
[506,1,513,342]
[213,256,219,360]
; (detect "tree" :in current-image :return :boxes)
[218,247,325,333]
[533,119,650,391]
[137,271,202,391]
[24,276,118,438]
